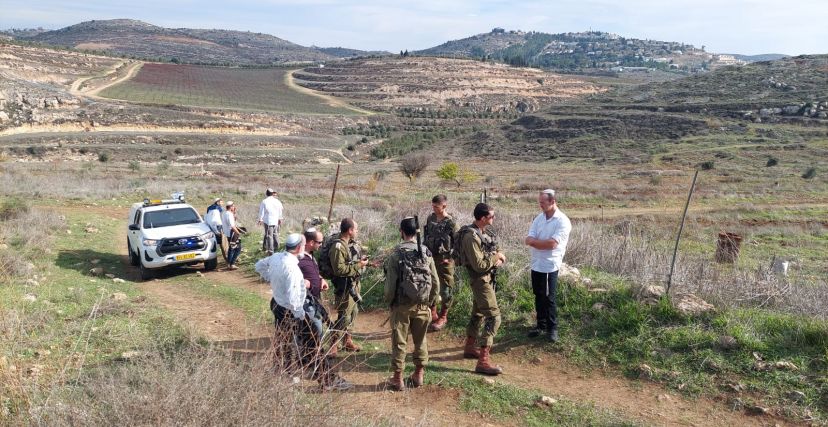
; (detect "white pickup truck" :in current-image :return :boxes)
[127,196,218,280]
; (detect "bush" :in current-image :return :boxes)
[399,153,430,183]
[699,161,714,170]
[766,157,778,167]
[802,167,817,179]
[0,197,29,221]
[436,162,460,185]
[128,160,141,172]
[98,152,110,163]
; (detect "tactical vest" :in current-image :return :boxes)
[395,245,432,306]
[423,215,454,257]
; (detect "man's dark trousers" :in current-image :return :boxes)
[531,270,558,332]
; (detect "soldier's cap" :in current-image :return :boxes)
[285,233,302,250]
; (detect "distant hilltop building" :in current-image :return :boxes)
[714,54,747,66]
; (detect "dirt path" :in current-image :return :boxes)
[285,69,377,116]
[69,61,143,97]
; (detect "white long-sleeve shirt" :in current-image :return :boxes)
[255,252,306,319]
[221,210,236,237]
[527,209,572,273]
[258,196,284,226]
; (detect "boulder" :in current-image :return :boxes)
[638,285,665,304]
[672,293,714,316]
[536,395,558,406]
[89,267,104,276]
[782,105,802,115]
[558,263,581,282]
[111,292,128,301]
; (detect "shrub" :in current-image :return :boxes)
[128,160,141,172]
[399,153,430,183]
[436,162,460,185]
[346,144,355,151]
[0,197,29,221]
[802,167,817,179]
[766,157,778,167]
[98,152,110,163]
[699,161,714,170]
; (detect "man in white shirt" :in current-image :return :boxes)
[258,188,284,256]
[255,233,308,325]
[524,189,572,343]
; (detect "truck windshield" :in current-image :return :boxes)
[143,208,201,229]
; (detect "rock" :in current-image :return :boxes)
[581,277,593,287]
[726,382,745,393]
[25,279,39,287]
[589,288,608,293]
[0,111,8,122]
[537,395,557,406]
[782,105,801,115]
[112,278,126,284]
[84,226,99,233]
[718,335,739,350]
[591,302,607,311]
[119,351,146,361]
[729,397,745,410]
[638,285,665,304]
[558,263,581,282]
[657,394,672,402]
[638,363,654,380]
[111,292,128,301]
[774,361,798,371]
[787,390,806,403]
[746,405,770,416]
[704,359,722,373]
[481,377,496,385]
[90,259,100,264]
[25,364,44,378]
[23,294,37,302]
[34,349,51,357]
[66,229,71,234]
[89,267,104,276]
[531,356,543,364]
[753,361,771,371]
[105,273,115,279]
[196,271,204,277]
[672,293,715,316]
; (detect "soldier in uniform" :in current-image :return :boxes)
[329,218,369,352]
[384,217,440,391]
[458,203,506,375]
[423,194,459,332]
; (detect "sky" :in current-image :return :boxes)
[1,0,827,55]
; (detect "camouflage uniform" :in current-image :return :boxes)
[459,225,501,347]
[383,241,440,373]
[330,237,363,336]
[423,212,459,308]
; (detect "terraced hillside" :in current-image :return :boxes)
[293,57,605,113]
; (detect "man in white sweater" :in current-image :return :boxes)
[258,188,284,256]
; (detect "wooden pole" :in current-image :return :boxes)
[667,169,699,295]
[327,164,340,223]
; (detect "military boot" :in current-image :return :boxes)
[475,346,503,376]
[343,333,362,352]
[429,305,439,323]
[409,363,425,388]
[387,369,405,391]
[463,336,479,359]
[429,306,448,332]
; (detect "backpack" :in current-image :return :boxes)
[424,215,455,257]
[317,232,340,280]
[396,246,432,305]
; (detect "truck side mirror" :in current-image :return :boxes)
[128,224,140,231]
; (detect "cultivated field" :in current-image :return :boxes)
[99,63,364,115]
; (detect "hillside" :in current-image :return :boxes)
[600,54,828,119]
[416,28,774,73]
[17,19,335,65]
[312,46,390,58]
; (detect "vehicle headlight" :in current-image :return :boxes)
[142,239,158,246]
[201,231,215,240]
